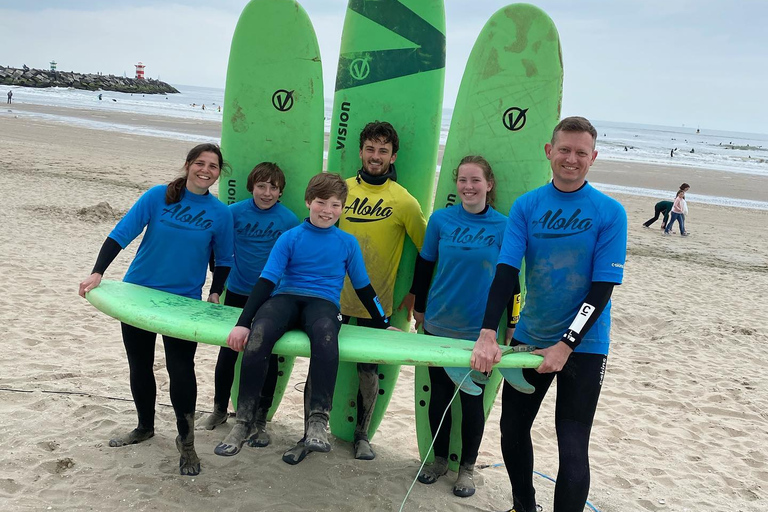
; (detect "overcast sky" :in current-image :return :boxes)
[1,0,766,134]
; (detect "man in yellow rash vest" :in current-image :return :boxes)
[338,121,427,460]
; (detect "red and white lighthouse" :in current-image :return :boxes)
[134,62,145,80]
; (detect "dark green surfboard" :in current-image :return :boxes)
[218,0,324,418]
[415,3,563,471]
[327,0,446,442]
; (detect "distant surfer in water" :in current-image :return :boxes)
[471,117,627,512]
[336,121,427,461]
[7,90,12,104]
[410,155,518,498]
[199,163,299,445]
[79,144,235,476]
[214,173,394,461]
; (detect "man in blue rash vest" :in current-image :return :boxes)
[471,117,627,512]
[199,163,299,447]
[79,143,234,476]
[214,173,393,462]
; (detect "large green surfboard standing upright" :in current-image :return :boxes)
[415,3,563,471]
[327,0,446,442]
[218,0,324,417]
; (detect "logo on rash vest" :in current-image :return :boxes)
[344,197,393,223]
[532,208,592,238]
[161,204,215,230]
[448,226,496,246]
[236,221,283,240]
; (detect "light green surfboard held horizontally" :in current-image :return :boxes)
[327,0,446,442]
[86,280,543,369]
[218,0,324,416]
[415,3,563,471]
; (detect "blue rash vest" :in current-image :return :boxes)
[498,182,627,355]
[421,204,507,340]
[109,185,234,300]
[260,219,371,308]
[225,199,299,295]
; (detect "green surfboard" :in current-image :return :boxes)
[85,280,543,370]
[219,0,324,418]
[415,3,563,471]
[327,0,446,442]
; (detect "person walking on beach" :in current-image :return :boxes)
[78,143,235,476]
[471,116,627,512]
[643,200,673,230]
[199,163,299,445]
[411,155,517,498]
[336,121,427,460]
[7,90,12,104]
[664,189,689,236]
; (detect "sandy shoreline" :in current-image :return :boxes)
[1,109,766,511]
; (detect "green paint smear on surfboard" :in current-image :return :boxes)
[328,0,446,442]
[218,0,324,418]
[415,3,563,472]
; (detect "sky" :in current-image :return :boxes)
[1,0,766,134]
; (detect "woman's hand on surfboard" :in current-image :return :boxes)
[413,311,424,331]
[397,293,416,321]
[227,326,250,352]
[471,329,502,374]
[207,293,221,304]
[532,342,573,373]
[386,326,402,332]
[78,273,102,298]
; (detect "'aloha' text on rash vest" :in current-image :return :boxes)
[161,204,214,229]
[236,221,283,240]
[344,197,393,222]
[448,226,496,246]
[532,208,592,238]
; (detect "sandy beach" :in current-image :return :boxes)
[1,104,766,512]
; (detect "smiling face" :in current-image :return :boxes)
[252,181,281,210]
[305,195,343,229]
[185,151,221,194]
[359,138,397,176]
[456,162,493,213]
[545,130,598,192]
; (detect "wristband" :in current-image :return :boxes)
[507,292,521,328]
[560,329,582,350]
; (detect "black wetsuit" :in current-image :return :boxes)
[643,200,673,228]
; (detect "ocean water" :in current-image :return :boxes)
[6,83,768,209]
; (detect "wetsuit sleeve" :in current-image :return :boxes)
[91,236,122,275]
[235,277,276,328]
[560,282,615,350]
[481,263,520,330]
[210,266,231,295]
[401,192,427,252]
[505,276,522,329]
[354,284,390,329]
[208,251,216,273]
[410,254,436,314]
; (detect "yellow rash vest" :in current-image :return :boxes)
[339,177,426,318]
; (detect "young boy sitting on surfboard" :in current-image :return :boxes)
[214,172,392,459]
[337,121,427,460]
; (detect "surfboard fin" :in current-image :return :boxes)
[444,367,482,396]
[498,368,535,394]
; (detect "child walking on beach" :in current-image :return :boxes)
[214,173,392,461]
[664,189,689,236]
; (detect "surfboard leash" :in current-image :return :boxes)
[399,368,470,512]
